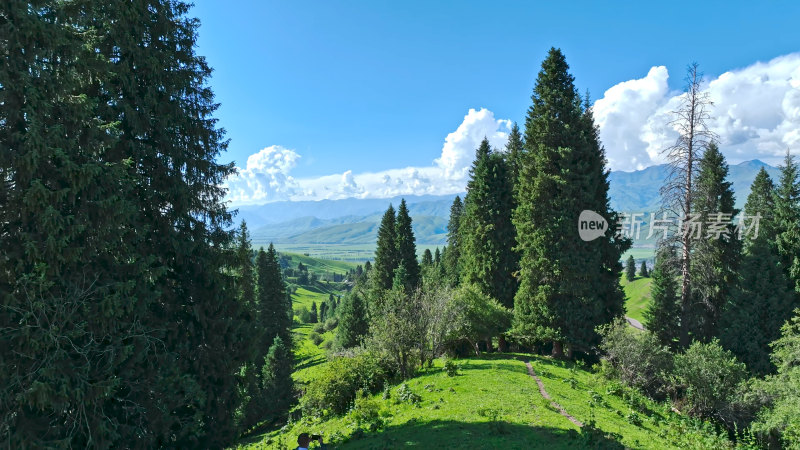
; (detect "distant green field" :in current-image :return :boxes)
[280,252,358,275]
[270,244,445,263]
[621,273,653,324]
[622,247,656,261]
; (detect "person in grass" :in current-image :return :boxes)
[296,433,327,450]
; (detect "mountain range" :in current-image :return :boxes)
[236,160,780,246]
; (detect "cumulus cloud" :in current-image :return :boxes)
[595,53,800,171]
[224,145,300,204]
[435,108,512,180]
[225,108,510,205]
[227,53,800,204]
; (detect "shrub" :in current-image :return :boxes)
[295,306,313,323]
[347,392,387,432]
[301,351,389,415]
[309,332,324,346]
[395,383,421,404]
[443,358,460,377]
[312,323,326,334]
[598,318,673,399]
[324,318,339,332]
[672,339,748,423]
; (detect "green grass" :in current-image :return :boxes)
[236,354,735,449]
[280,252,358,275]
[621,273,653,324]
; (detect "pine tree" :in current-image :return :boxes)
[645,247,681,349]
[444,196,464,286]
[626,255,637,281]
[511,48,629,357]
[774,150,800,294]
[434,247,442,264]
[639,261,649,277]
[373,204,398,291]
[422,248,433,266]
[743,167,777,246]
[395,199,421,290]
[688,142,740,342]
[311,301,319,323]
[260,336,294,422]
[2,2,247,446]
[335,288,370,349]
[719,167,794,375]
[459,139,518,308]
[506,122,524,185]
[319,301,328,323]
[237,221,257,310]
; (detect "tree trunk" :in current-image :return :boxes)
[551,341,564,358]
[498,334,508,353]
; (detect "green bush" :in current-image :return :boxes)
[395,383,421,404]
[347,392,387,432]
[312,323,326,334]
[301,351,389,415]
[598,318,673,399]
[672,339,747,423]
[309,332,324,346]
[443,358,460,377]
[324,318,339,332]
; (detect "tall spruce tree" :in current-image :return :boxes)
[373,204,398,291]
[720,168,795,375]
[511,48,629,357]
[422,248,433,266]
[237,221,257,310]
[434,247,442,264]
[459,138,518,308]
[639,261,649,277]
[444,196,464,286]
[774,150,800,294]
[335,287,370,349]
[645,247,681,349]
[260,336,294,422]
[506,122,524,185]
[626,255,637,281]
[688,142,740,342]
[2,2,248,446]
[395,199,421,290]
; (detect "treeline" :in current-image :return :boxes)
[1,2,292,447]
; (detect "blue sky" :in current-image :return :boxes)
[191,1,800,205]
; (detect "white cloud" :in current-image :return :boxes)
[435,108,512,180]
[595,53,800,171]
[224,145,300,204]
[225,108,511,205]
[227,53,800,204]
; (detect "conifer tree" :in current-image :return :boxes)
[444,196,464,286]
[260,336,294,422]
[645,248,681,349]
[373,204,398,291]
[422,248,433,266]
[511,48,629,357]
[434,247,442,264]
[2,2,247,446]
[237,222,257,310]
[460,138,518,308]
[626,255,637,282]
[720,168,794,375]
[506,122,524,185]
[774,150,800,294]
[639,261,649,277]
[689,142,740,342]
[319,301,328,323]
[311,301,319,323]
[395,199,421,290]
[335,288,370,349]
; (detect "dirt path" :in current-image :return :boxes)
[525,361,584,428]
[626,316,645,330]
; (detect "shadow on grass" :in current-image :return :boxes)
[334,419,625,449]
[294,354,326,372]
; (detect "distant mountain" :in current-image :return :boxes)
[242,160,779,246]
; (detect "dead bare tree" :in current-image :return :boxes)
[658,63,717,348]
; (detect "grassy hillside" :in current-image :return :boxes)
[237,354,734,449]
[280,252,358,276]
[622,274,653,324]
